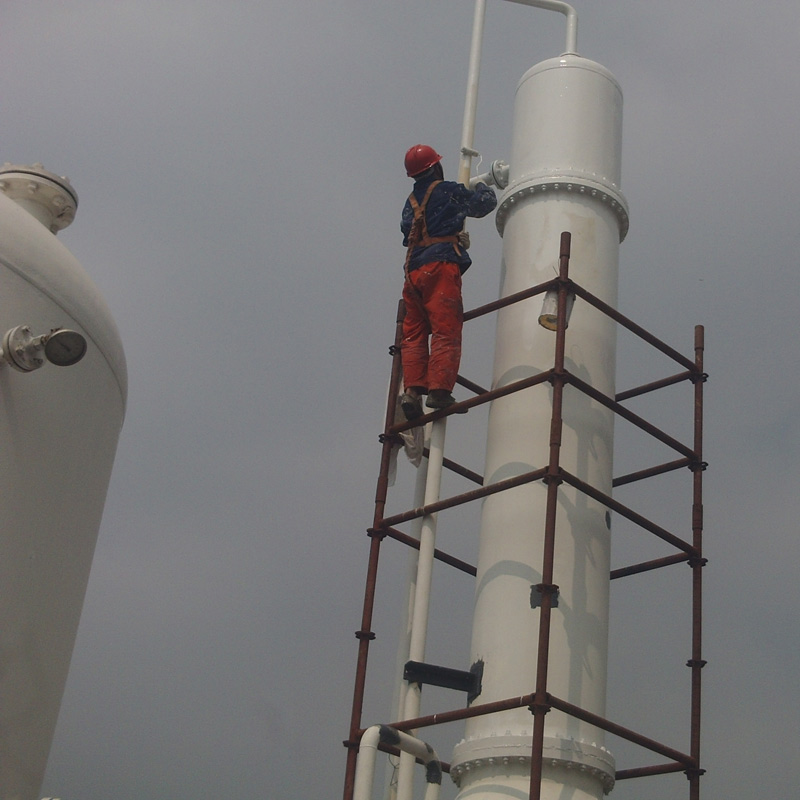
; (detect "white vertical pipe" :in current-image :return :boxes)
[384,446,429,800]
[396,419,447,800]
[458,0,487,187]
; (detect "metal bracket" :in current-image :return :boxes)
[404,659,483,703]
[531,583,560,609]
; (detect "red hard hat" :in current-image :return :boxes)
[404,144,442,177]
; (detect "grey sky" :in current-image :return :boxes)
[2,1,798,798]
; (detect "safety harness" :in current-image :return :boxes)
[403,180,461,282]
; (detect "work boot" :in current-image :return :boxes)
[426,389,456,410]
[401,391,423,421]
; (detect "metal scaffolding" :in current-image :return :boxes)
[343,232,706,800]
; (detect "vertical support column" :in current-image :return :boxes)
[529,231,571,799]
[688,325,706,799]
[343,300,407,800]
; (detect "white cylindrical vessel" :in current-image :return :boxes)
[451,56,628,799]
[0,165,127,800]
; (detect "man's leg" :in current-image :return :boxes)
[401,279,431,392]
[423,261,463,396]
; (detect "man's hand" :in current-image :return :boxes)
[457,230,471,250]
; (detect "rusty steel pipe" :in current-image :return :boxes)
[463,277,556,322]
[529,231,572,800]
[610,553,690,580]
[615,369,694,402]
[379,466,548,529]
[689,325,706,800]
[389,369,553,435]
[547,695,697,768]
[568,372,696,460]
[571,282,697,372]
[615,762,688,780]
[379,525,477,576]
[560,469,697,556]
[343,300,407,800]
[613,457,692,488]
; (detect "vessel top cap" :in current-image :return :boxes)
[0,162,78,232]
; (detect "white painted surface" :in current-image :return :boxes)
[452,54,627,800]
[0,182,126,800]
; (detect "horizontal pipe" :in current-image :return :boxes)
[615,762,690,780]
[464,278,555,321]
[389,369,552,434]
[380,526,477,576]
[610,553,690,580]
[571,283,697,372]
[423,448,484,485]
[613,457,692,488]
[547,695,696,768]
[386,693,536,733]
[567,373,696,460]
[456,373,490,396]
[615,370,693,402]
[380,467,548,529]
[384,691,696,771]
[560,469,697,556]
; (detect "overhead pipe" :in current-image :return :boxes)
[459,0,578,185]
[504,0,578,55]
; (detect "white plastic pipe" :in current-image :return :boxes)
[503,0,578,55]
[395,418,447,800]
[384,445,429,800]
[459,0,578,180]
[354,726,441,800]
[458,0,487,186]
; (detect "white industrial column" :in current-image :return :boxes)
[451,55,629,800]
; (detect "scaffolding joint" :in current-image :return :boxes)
[379,432,403,446]
[527,697,552,716]
[389,344,401,356]
[531,583,560,608]
[686,658,707,669]
[354,629,376,642]
[689,371,709,384]
[684,766,706,780]
[686,555,707,569]
[542,468,563,487]
[689,459,708,473]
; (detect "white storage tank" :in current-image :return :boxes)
[452,54,628,800]
[0,164,127,800]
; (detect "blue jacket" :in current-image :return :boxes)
[402,178,497,274]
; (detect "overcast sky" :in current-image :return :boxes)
[2,1,799,798]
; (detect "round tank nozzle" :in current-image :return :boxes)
[0,163,78,233]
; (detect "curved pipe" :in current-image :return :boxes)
[353,725,441,800]
[503,0,578,55]
[458,0,578,184]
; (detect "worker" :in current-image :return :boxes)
[400,144,497,420]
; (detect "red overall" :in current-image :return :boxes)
[401,181,463,393]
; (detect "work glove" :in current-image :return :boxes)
[457,231,471,250]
